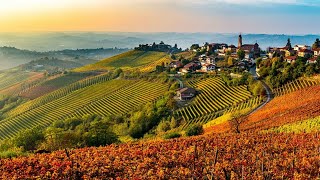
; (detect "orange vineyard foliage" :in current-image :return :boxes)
[0,132,319,179]
[205,85,320,134]
[243,85,320,131]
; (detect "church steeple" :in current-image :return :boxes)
[238,34,243,48]
[286,38,292,50]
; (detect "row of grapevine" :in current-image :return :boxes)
[75,51,169,72]
[176,78,252,128]
[0,71,32,91]
[181,112,221,129]
[139,56,171,73]
[64,80,168,118]
[273,78,320,96]
[0,132,319,179]
[4,73,113,119]
[265,116,320,133]
[243,84,320,131]
[223,96,265,114]
[0,79,168,140]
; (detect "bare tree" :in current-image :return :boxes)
[228,111,245,133]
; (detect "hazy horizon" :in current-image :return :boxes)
[1,0,320,34]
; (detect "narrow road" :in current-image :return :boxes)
[248,66,273,114]
[175,77,184,88]
[250,80,273,114]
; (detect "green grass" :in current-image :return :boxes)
[75,50,170,72]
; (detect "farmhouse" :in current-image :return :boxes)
[169,61,183,68]
[181,62,198,73]
[176,87,196,101]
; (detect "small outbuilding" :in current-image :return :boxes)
[176,87,196,101]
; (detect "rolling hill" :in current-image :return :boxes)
[204,79,320,134]
[0,77,168,140]
[75,50,172,72]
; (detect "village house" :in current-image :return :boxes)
[201,64,216,72]
[181,62,198,73]
[237,34,260,59]
[307,57,318,64]
[169,61,183,69]
[294,45,311,51]
[176,87,196,101]
[227,45,237,54]
[285,56,297,63]
[314,48,320,57]
[298,49,313,57]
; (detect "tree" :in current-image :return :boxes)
[14,127,45,151]
[190,44,200,50]
[185,124,204,136]
[227,57,234,66]
[312,38,320,50]
[237,50,245,60]
[228,112,245,133]
[305,64,316,77]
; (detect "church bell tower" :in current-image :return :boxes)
[238,34,243,48]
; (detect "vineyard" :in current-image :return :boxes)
[0,132,318,179]
[266,116,320,133]
[75,50,171,72]
[4,73,114,119]
[272,78,320,97]
[19,72,95,99]
[242,84,320,131]
[0,71,45,95]
[176,78,254,128]
[0,79,168,140]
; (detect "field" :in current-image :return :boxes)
[272,78,319,97]
[75,50,171,72]
[0,79,168,140]
[242,84,320,131]
[0,71,45,96]
[266,116,320,133]
[203,82,320,134]
[0,132,318,179]
[176,78,254,128]
[19,72,94,99]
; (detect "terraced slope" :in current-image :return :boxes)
[0,79,168,140]
[242,84,320,131]
[75,50,171,72]
[19,72,95,99]
[272,78,319,97]
[0,71,45,95]
[177,78,252,128]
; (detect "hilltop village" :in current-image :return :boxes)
[141,35,319,78]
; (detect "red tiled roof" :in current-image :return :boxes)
[285,56,297,60]
[299,49,312,53]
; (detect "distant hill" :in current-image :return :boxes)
[0,46,129,70]
[18,58,84,72]
[1,32,320,52]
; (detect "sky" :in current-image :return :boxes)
[0,0,320,34]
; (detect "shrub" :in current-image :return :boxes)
[164,132,181,139]
[185,124,204,136]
